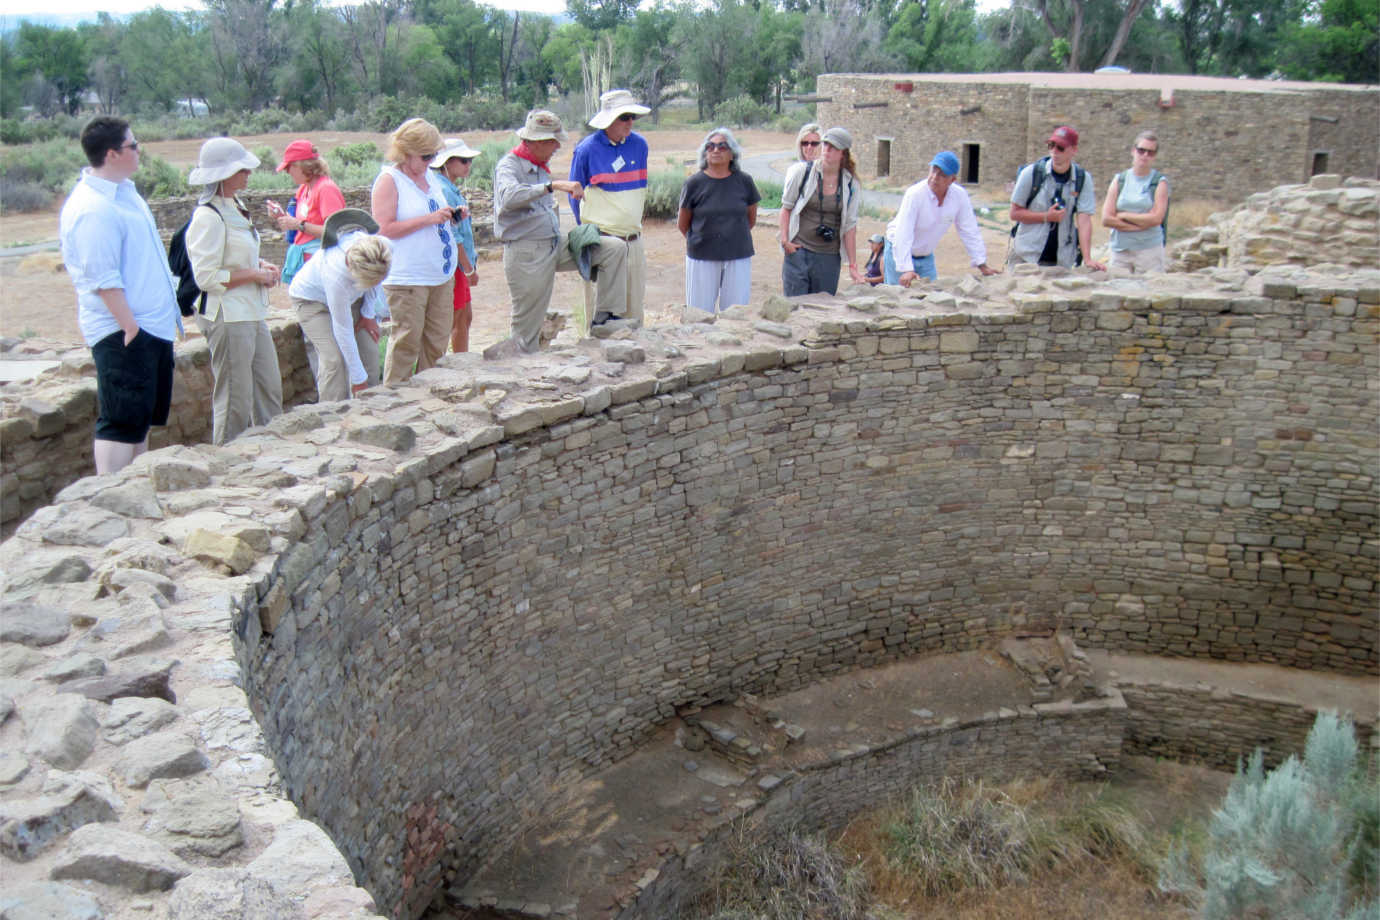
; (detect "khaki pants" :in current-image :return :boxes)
[383,281,454,385]
[1109,245,1167,273]
[582,233,645,330]
[504,233,628,352]
[294,297,380,402]
[196,313,283,445]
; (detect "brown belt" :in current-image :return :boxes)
[599,230,640,242]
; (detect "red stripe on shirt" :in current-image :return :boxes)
[589,168,648,186]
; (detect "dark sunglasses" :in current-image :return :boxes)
[1134,145,1158,156]
[706,141,731,151]
[800,140,821,148]
[1047,142,1067,152]
[120,141,140,151]
[617,113,638,122]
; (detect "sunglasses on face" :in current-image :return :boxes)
[800,140,821,148]
[1048,142,1067,152]
[706,142,731,151]
[617,113,638,122]
[120,141,140,151]
[1134,146,1158,156]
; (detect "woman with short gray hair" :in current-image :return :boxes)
[678,128,760,313]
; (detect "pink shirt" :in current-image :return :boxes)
[293,176,346,246]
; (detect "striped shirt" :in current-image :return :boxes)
[569,130,648,238]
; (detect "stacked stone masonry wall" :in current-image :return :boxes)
[817,74,1379,207]
[1,266,1376,919]
[1173,175,1379,272]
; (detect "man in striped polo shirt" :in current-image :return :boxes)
[569,89,651,327]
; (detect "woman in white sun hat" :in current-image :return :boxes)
[430,137,481,353]
[185,136,283,444]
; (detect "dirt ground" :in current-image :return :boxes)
[0,128,1023,348]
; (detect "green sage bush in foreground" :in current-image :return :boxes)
[1159,711,1379,920]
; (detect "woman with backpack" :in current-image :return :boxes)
[778,126,863,296]
[185,137,283,445]
[1101,130,1169,273]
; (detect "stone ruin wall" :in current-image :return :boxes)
[818,74,1379,206]
[3,264,1375,918]
[1173,175,1380,273]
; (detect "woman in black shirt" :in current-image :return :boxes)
[678,128,761,313]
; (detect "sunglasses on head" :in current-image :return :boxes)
[1134,145,1157,156]
[800,140,821,148]
[1047,142,1067,152]
[706,141,731,151]
[617,113,638,122]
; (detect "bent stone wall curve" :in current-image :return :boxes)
[229,272,1378,916]
[3,269,1375,920]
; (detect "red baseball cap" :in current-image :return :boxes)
[1048,126,1079,148]
[276,139,318,172]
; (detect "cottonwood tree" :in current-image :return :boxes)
[204,0,290,109]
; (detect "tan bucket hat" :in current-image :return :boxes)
[516,110,567,143]
[588,89,651,130]
[430,137,481,169]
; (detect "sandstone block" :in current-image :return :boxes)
[50,824,191,892]
[0,771,119,861]
[117,729,208,788]
[62,656,176,704]
[23,694,99,770]
[0,881,104,920]
[0,601,72,647]
[184,529,257,575]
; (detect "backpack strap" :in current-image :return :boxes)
[197,201,224,316]
[1022,156,1049,210]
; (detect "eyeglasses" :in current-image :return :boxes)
[457,158,473,165]
[1047,142,1067,152]
[800,140,821,148]
[617,113,638,122]
[120,141,140,151]
[706,142,731,151]
[428,199,453,274]
[1134,145,1158,156]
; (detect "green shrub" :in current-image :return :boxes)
[250,145,276,171]
[330,142,380,168]
[1159,711,1379,919]
[460,141,511,193]
[756,177,783,210]
[644,170,686,219]
[0,179,52,214]
[0,139,86,194]
[711,94,771,128]
[132,153,188,200]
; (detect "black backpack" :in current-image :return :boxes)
[1009,156,1086,262]
[167,202,221,317]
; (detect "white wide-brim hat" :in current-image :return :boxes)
[516,110,567,143]
[431,138,481,169]
[588,89,651,130]
[188,136,260,186]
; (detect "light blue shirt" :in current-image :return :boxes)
[432,168,478,268]
[60,168,181,346]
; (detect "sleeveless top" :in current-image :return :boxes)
[1109,170,1165,253]
[373,165,452,286]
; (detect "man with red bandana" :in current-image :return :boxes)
[493,109,629,353]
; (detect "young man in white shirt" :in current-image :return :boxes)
[884,151,999,286]
[59,115,182,474]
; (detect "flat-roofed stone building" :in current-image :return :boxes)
[816,72,1379,206]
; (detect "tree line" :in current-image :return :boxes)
[1,0,1374,126]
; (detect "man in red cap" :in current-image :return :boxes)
[1008,126,1105,271]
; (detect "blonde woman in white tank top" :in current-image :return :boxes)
[371,118,457,385]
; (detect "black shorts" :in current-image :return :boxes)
[91,328,174,444]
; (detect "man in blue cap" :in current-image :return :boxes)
[883,151,999,286]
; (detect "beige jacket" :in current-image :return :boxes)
[187,195,268,322]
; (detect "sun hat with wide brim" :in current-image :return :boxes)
[588,89,651,130]
[322,208,380,249]
[516,110,567,143]
[430,138,481,169]
[188,137,260,186]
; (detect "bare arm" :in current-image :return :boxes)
[1077,212,1105,271]
[371,172,451,240]
[1119,180,1169,230]
[1102,176,1136,230]
[1011,201,1064,224]
[842,226,863,284]
[677,207,692,238]
[779,206,799,253]
[746,204,757,229]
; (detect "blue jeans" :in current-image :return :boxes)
[882,239,936,283]
[782,246,842,296]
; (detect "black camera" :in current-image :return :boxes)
[814,224,837,242]
[1051,189,1066,210]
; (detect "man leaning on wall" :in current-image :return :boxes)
[59,115,183,475]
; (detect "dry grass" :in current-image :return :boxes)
[1169,197,1230,240]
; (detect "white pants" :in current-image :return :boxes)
[685,256,751,313]
[1109,245,1167,273]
